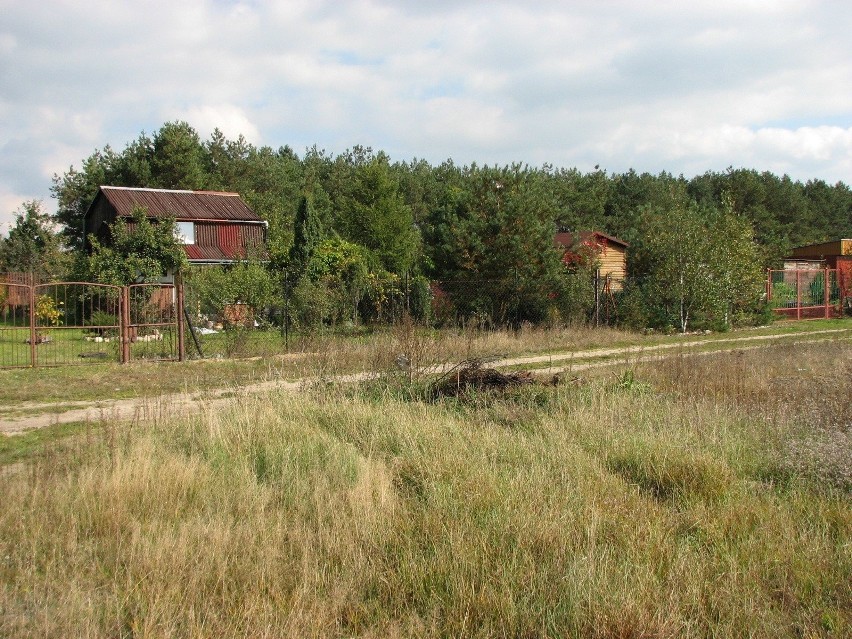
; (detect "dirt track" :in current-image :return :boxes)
[1,328,849,435]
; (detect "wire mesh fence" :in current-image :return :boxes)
[4,269,626,365]
[180,270,624,359]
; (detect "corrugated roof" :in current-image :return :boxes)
[184,245,237,262]
[97,186,264,222]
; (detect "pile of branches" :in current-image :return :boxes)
[430,356,544,399]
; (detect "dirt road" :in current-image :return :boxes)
[1,328,849,435]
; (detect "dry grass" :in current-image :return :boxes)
[0,322,639,408]
[637,341,852,491]
[2,319,849,409]
[1,343,851,637]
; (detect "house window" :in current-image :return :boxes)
[176,221,195,244]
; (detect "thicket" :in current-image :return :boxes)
[7,120,848,330]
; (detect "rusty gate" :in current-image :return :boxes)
[766,269,845,320]
[122,283,185,363]
[0,279,184,368]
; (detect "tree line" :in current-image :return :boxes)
[3,121,851,331]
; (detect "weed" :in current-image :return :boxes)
[1,328,851,637]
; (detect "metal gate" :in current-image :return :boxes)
[767,269,843,320]
[31,282,124,366]
[0,282,34,368]
[123,283,184,363]
[0,280,184,368]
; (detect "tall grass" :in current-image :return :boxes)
[1,343,850,637]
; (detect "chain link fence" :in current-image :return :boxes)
[180,270,623,359]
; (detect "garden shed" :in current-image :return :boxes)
[784,239,851,270]
[84,186,267,265]
[770,239,851,319]
[554,231,628,291]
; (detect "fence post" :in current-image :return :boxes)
[594,269,600,327]
[765,270,771,305]
[176,276,186,362]
[796,270,801,321]
[283,277,290,352]
[28,282,36,367]
[824,268,830,319]
[121,286,130,364]
[405,271,410,317]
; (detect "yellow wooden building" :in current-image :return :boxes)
[554,231,629,291]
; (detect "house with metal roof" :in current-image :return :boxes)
[84,186,267,265]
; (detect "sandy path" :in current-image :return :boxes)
[1,328,848,435]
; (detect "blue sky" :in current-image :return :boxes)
[1,0,851,235]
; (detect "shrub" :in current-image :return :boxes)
[34,294,62,327]
[86,310,119,337]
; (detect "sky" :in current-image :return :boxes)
[1,0,851,235]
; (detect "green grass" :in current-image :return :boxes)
[0,421,90,465]
[1,319,850,418]
[0,326,120,367]
[0,325,183,368]
[0,358,289,406]
[1,341,849,637]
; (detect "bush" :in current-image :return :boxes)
[86,310,119,337]
[408,275,433,324]
[613,281,652,330]
[185,261,277,324]
[34,294,62,327]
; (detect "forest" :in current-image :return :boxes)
[3,121,852,332]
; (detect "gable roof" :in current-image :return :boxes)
[554,231,629,249]
[92,186,264,223]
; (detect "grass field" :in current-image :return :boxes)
[2,318,850,409]
[1,332,850,637]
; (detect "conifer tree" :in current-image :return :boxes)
[287,194,323,283]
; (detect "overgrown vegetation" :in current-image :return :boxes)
[21,120,847,333]
[1,341,850,637]
[85,206,188,285]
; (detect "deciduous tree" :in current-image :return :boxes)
[86,207,187,286]
[632,200,763,332]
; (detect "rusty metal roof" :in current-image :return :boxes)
[184,244,240,263]
[96,186,264,222]
[554,231,629,249]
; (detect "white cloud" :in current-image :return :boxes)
[0,0,850,228]
[755,126,852,163]
[0,191,33,238]
[174,105,262,145]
